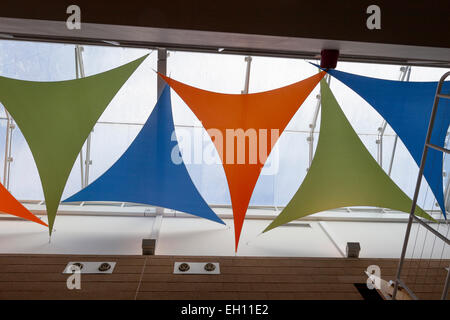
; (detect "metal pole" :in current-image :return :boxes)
[376,121,387,167]
[393,70,450,299]
[3,109,10,186]
[76,45,86,81]
[75,45,92,188]
[445,177,450,213]
[155,48,167,216]
[318,221,346,257]
[377,66,410,171]
[5,114,13,190]
[141,48,168,255]
[445,133,450,210]
[411,214,450,245]
[75,46,85,187]
[388,135,398,176]
[84,129,92,187]
[242,56,252,94]
[307,95,321,169]
[157,48,167,98]
[307,74,330,170]
[387,68,411,176]
[2,108,14,190]
[442,267,450,300]
[3,108,11,188]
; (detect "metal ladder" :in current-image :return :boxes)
[393,71,450,300]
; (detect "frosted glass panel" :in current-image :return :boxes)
[0,39,448,213]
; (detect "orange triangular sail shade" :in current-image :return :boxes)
[0,182,48,227]
[160,72,325,250]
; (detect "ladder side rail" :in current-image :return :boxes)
[392,71,450,299]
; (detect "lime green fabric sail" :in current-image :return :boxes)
[0,54,148,233]
[264,80,432,232]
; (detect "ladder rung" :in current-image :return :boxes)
[437,93,450,99]
[427,143,450,154]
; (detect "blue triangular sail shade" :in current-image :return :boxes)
[325,68,450,217]
[64,86,224,224]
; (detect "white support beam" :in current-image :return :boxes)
[141,48,168,255]
[241,56,252,94]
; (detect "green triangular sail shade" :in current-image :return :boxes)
[0,54,148,233]
[264,80,432,232]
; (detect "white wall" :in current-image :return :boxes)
[0,215,155,255]
[156,218,341,257]
[0,213,448,259]
[326,221,450,259]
